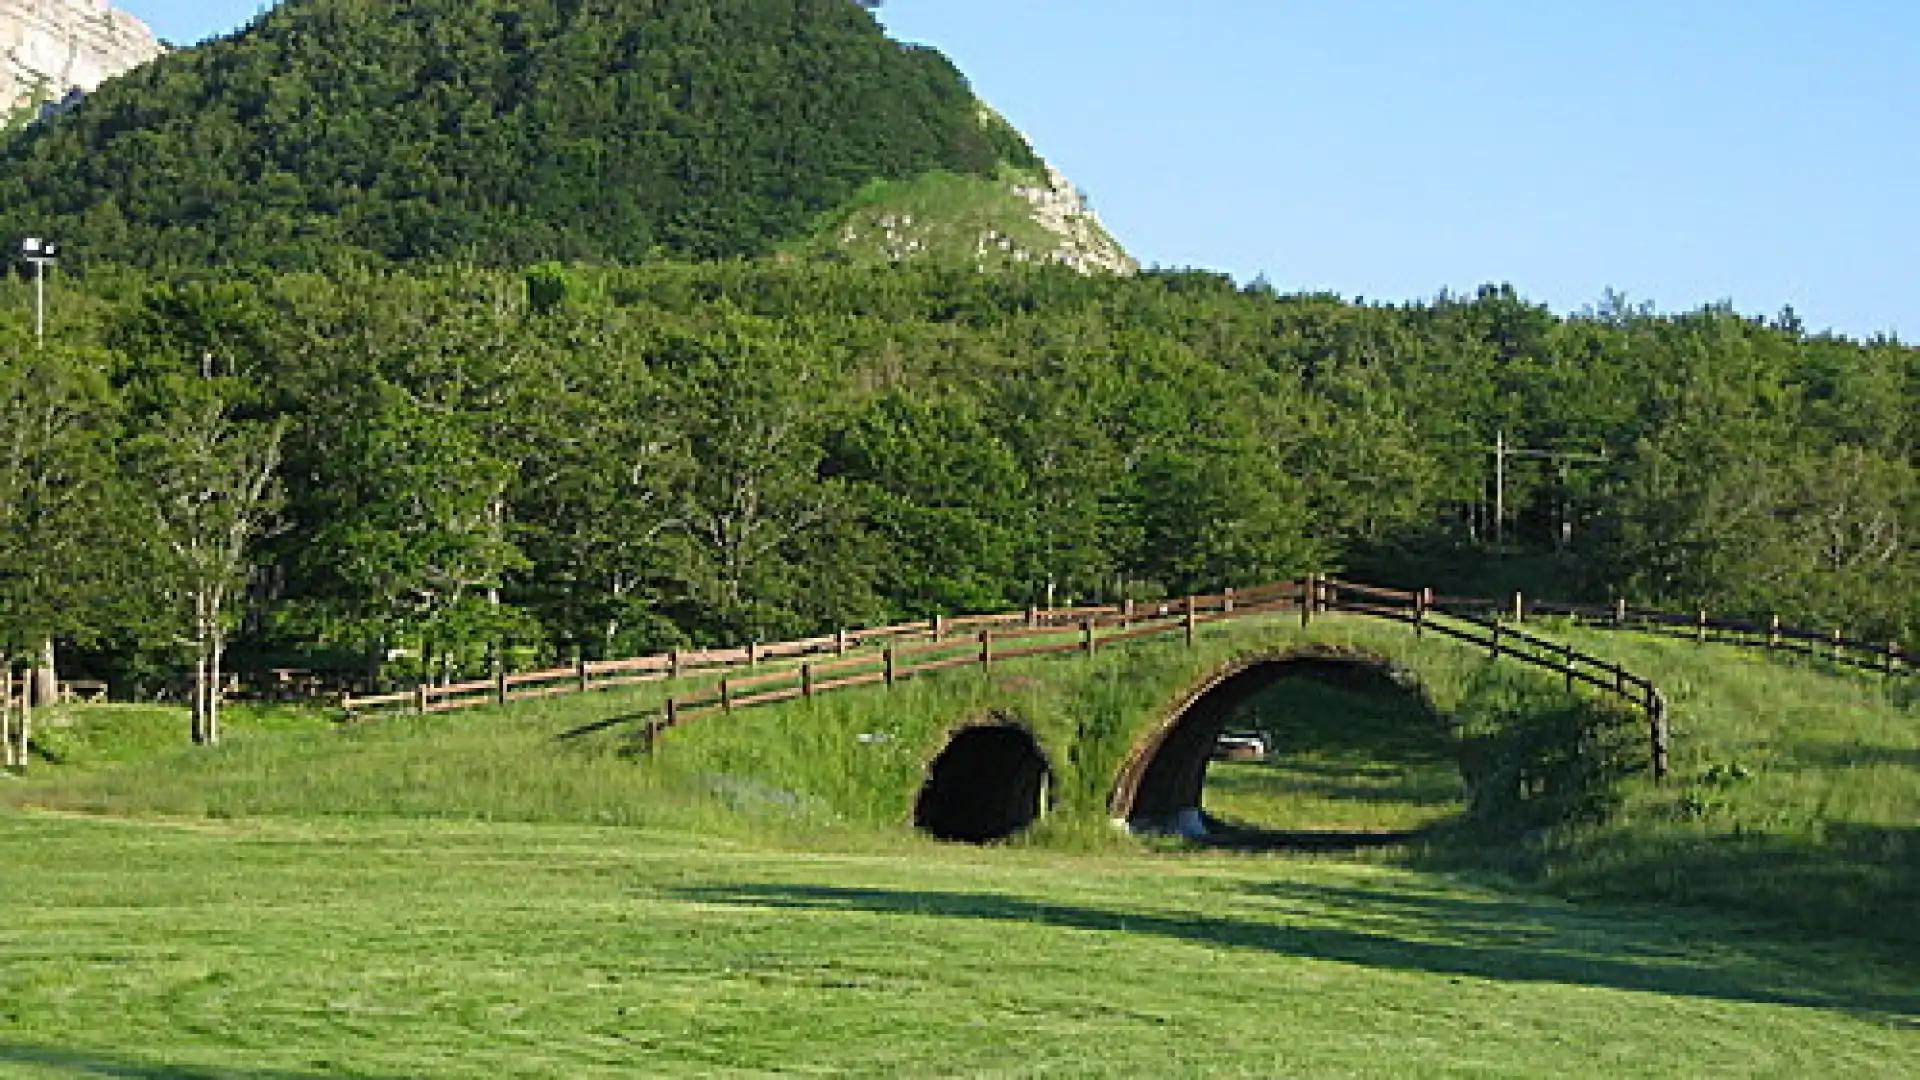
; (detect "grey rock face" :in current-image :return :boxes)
[0,0,162,122]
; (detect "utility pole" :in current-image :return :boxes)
[19,238,58,709]
[1490,430,1609,555]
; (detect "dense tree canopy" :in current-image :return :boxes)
[3,262,1912,697]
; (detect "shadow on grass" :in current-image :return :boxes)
[675,879,1920,1023]
[0,1044,409,1079]
[1529,822,1920,953]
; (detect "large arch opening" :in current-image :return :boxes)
[1111,650,1462,846]
[914,722,1053,844]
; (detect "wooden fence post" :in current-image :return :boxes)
[2,663,13,769]
[1026,606,1040,630]
[1413,589,1428,638]
[1648,688,1671,781]
[1301,576,1316,628]
[1614,598,1627,628]
[836,629,849,656]
[577,654,590,694]
[1768,615,1781,649]
[1696,609,1708,644]
[16,676,27,773]
[495,666,509,706]
[721,678,733,714]
[1488,621,1502,660]
[669,649,682,680]
[1512,592,1525,624]
[1563,643,1576,693]
[1083,619,1097,658]
[980,629,993,672]
[1222,587,1236,615]
[1184,596,1198,647]
[1122,599,1135,628]
[748,641,760,668]
[884,648,896,688]
[415,683,429,716]
[933,614,947,643]
[664,697,678,728]
[1889,641,1903,676]
[801,663,814,700]
[1830,629,1843,663]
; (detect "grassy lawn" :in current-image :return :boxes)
[0,811,1912,1079]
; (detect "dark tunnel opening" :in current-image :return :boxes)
[1112,652,1462,846]
[914,723,1053,844]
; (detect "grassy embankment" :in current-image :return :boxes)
[0,614,1912,1075]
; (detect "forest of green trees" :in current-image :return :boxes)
[2,260,1912,711]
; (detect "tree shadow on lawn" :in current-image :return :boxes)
[0,1044,411,1080]
[675,878,1919,1024]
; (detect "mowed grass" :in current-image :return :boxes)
[0,616,1914,1075]
[0,811,1913,1079]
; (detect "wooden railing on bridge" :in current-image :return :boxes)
[339,577,1701,780]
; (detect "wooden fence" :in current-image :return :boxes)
[340,577,1685,780]
[1426,591,1909,679]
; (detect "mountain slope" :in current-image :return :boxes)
[0,0,1084,271]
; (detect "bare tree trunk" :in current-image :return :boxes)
[2,660,14,769]
[17,664,30,772]
[30,637,56,708]
[206,628,226,747]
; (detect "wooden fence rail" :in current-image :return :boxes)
[337,576,1684,781]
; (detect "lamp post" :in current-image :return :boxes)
[20,237,56,348]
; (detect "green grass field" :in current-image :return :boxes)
[0,615,1913,1076]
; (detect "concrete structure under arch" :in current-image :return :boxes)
[913,720,1054,843]
[1108,647,1442,838]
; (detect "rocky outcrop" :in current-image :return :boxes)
[1007,164,1137,276]
[0,0,161,123]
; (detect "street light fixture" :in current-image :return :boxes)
[19,237,57,348]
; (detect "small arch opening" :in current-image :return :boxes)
[914,722,1053,844]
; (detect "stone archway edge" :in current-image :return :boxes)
[341,576,1719,780]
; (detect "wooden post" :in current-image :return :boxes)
[577,654,590,694]
[1889,641,1903,676]
[1614,597,1627,628]
[835,629,849,656]
[17,674,28,773]
[415,683,429,716]
[1648,689,1670,781]
[1768,614,1781,649]
[1512,592,1525,624]
[1413,589,1428,638]
[884,648,896,688]
[664,697,678,728]
[979,629,993,673]
[1614,664,1627,695]
[1184,596,1198,647]
[495,666,509,706]
[1083,619,1096,658]
[721,678,733,714]
[1301,575,1316,628]
[1696,609,1708,644]
[933,614,947,643]
[1122,599,1135,628]
[1563,643,1576,693]
[801,663,814,700]
[748,641,760,668]
[669,649,682,680]
[1488,621,1502,660]
[2,663,13,769]
[1026,606,1040,630]
[1830,629,1843,663]
[1222,587,1236,615]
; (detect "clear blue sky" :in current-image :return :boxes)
[123,0,1916,340]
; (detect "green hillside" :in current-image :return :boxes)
[0,0,1044,270]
